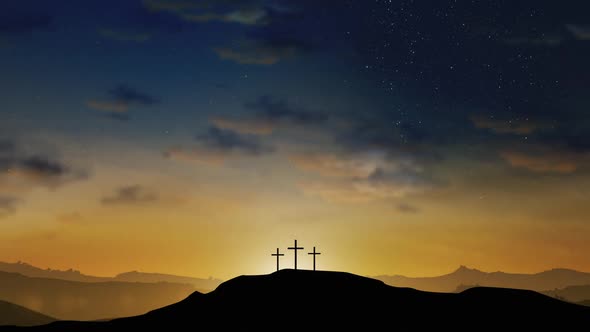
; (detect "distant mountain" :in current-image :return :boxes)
[0,261,222,293]
[6,270,590,331]
[0,271,195,321]
[113,271,221,293]
[542,285,590,303]
[374,265,590,292]
[0,262,109,283]
[0,300,55,327]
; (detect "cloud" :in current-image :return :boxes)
[566,24,590,41]
[143,0,270,25]
[164,147,226,165]
[289,153,380,178]
[296,159,441,203]
[17,156,68,179]
[214,38,310,65]
[297,181,374,203]
[101,185,158,205]
[109,85,159,106]
[98,29,151,42]
[57,212,84,224]
[499,149,580,174]
[244,95,325,124]
[86,100,128,113]
[212,96,327,135]
[359,167,440,198]
[195,126,274,155]
[210,117,274,135]
[87,85,159,120]
[183,8,269,25]
[1,140,86,190]
[165,126,274,165]
[0,196,19,217]
[105,112,131,122]
[397,203,420,213]
[471,115,540,135]
[0,140,87,215]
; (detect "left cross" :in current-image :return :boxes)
[271,248,284,271]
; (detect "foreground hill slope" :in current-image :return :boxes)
[6,269,590,331]
[0,301,55,327]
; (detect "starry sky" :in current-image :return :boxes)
[1,0,590,279]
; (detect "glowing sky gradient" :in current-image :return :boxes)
[1,0,590,280]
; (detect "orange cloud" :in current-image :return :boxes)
[289,153,377,178]
[164,147,226,166]
[472,115,539,135]
[87,100,128,113]
[500,150,579,173]
[210,117,274,135]
[183,8,268,25]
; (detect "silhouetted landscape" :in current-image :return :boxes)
[374,265,590,293]
[0,262,222,291]
[3,261,590,326]
[0,301,55,327]
[1,270,589,331]
[0,271,196,321]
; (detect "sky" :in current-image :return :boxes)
[1,0,590,280]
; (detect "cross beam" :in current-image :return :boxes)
[308,246,321,271]
[287,239,304,270]
[271,248,284,271]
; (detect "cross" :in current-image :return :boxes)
[287,239,304,270]
[271,248,284,271]
[308,246,321,271]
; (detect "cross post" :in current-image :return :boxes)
[287,239,304,270]
[271,248,284,271]
[308,246,321,271]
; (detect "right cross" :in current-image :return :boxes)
[308,246,321,271]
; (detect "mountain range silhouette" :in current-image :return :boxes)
[374,265,590,292]
[3,269,589,330]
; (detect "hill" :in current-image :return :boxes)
[6,269,590,331]
[542,284,590,302]
[0,271,195,321]
[113,271,221,293]
[0,262,108,283]
[0,301,55,327]
[0,262,222,292]
[374,265,590,292]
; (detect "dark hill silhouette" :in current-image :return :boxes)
[5,269,590,331]
[0,261,222,292]
[0,301,55,327]
[0,271,194,321]
[374,265,590,292]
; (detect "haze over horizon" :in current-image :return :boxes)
[1,0,590,281]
